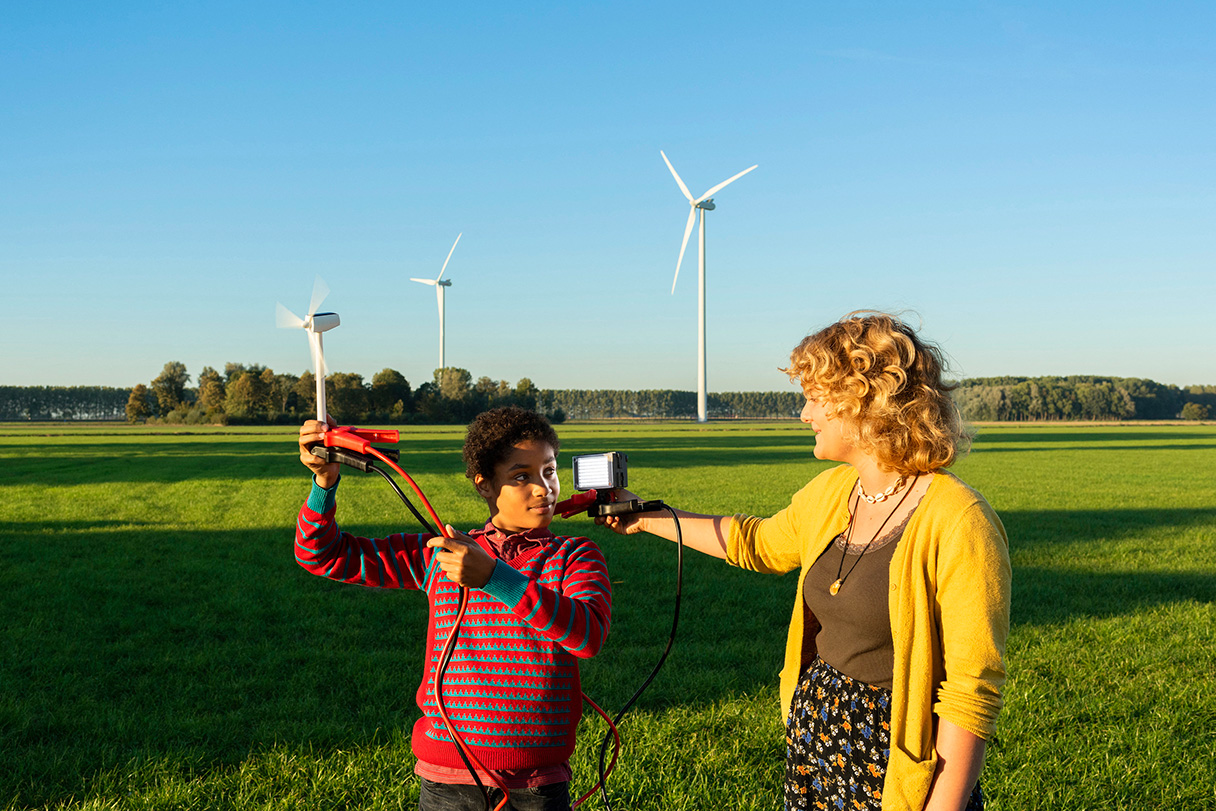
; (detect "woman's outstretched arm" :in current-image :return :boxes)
[595,491,731,560]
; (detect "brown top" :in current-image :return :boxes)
[803,504,919,690]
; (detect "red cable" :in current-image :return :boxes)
[365,445,511,811]
[574,693,621,808]
[363,443,621,809]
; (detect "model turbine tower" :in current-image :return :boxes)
[277,275,339,421]
[660,150,757,423]
[410,233,462,370]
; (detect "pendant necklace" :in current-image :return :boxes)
[830,474,918,596]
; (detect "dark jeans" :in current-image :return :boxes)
[419,778,571,811]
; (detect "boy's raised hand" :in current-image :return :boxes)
[298,417,340,489]
[428,528,497,588]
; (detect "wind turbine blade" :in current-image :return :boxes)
[410,278,437,285]
[276,302,304,329]
[436,232,462,281]
[695,164,758,203]
[308,275,330,317]
[660,150,694,202]
[672,206,696,294]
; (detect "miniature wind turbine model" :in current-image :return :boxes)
[660,150,757,423]
[410,233,462,370]
[276,275,340,421]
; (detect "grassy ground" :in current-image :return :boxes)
[1,422,1213,810]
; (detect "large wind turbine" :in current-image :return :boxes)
[661,151,757,423]
[410,233,462,370]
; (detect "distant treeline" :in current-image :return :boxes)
[2,367,1213,423]
[547,389,804,420]
[953,376,1215,422]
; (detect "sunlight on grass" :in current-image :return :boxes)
[2,422,1214,810]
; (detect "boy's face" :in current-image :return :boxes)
[474,440,560,534]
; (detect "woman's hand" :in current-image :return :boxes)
[593,489,651,535]
[298,417,340,489]
[595,491,733,560]
[427,528,498,588]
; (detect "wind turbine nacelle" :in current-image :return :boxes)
[696,199,716,211]
[308,313,341,333]
[437,279,452,287]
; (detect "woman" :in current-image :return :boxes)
[599,312,1010,811]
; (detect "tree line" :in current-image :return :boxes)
[952,376,1214,422]
[1,366,1213,423]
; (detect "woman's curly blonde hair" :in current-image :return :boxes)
[783,311,968,474]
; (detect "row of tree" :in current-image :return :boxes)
[108,362,558,425]
[2,367,1213,423]
[952,376,1215,422]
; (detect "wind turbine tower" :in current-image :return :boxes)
[660,151,757,423]
[410,233,462,370]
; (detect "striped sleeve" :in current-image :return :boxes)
[498,538,612,659]
[294,478,430,590]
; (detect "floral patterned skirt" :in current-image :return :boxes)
[784,657,984,811]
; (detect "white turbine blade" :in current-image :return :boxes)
[276,302,304,329]
[308,275,330,317]
[410,277,438,286]
[672,205,696,294]
[436,232,462,281]
[695,164,758,204]
[660,150,694,202]
[435,286,443,323]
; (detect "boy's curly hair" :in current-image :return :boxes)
[782,311,968,474]
[463,407,560,481]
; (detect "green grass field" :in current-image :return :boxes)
[2,422,1214,810]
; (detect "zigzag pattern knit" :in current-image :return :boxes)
[294,479,611,772]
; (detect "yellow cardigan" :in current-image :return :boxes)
[729,465,1010,811]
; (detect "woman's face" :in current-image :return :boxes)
[800,394,852,463]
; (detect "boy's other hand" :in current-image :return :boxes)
[299,417,340,489]
[428,528,496,588]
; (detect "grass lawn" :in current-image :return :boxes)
[1,421,1213,810]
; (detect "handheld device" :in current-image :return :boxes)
[556,452,666,518]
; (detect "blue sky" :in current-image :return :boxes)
[4,1,1213,392]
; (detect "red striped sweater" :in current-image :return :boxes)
[294,479,612,772]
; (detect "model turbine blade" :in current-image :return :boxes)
[696,164,758,203]
[308,275,330,317]
[672,205,697,293]
[437,232,462,281]
[661,150,694,202]
[276,302,305,329]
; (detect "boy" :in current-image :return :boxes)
[294,407,611,811]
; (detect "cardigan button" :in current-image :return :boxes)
[890,583,898,591]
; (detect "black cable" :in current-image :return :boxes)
[596,505,684,811]
[369,463,439,537]
[368,458,486,805]
[436,587,491,810]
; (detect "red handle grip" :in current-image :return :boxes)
[323,426,400,454]
[554,489,600,518]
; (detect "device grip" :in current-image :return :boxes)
[554,489,599,518]
[311,445,375,472]
[588,499,665,517]
[353,429,400,443]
